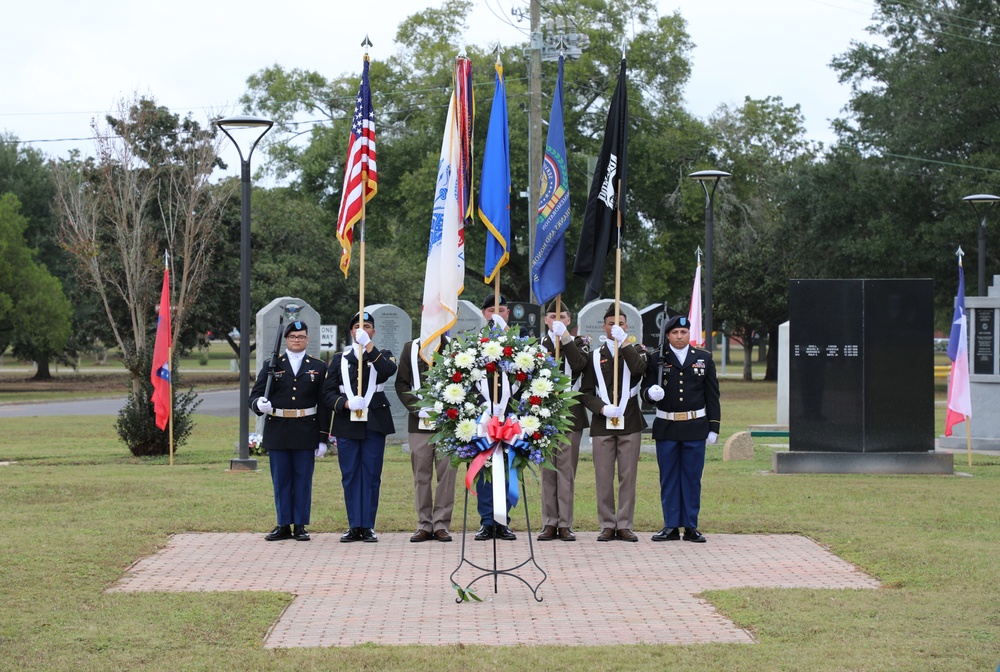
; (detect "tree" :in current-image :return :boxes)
[826,0,1000,315]
[706,96,817,380]
[52,94,228,455]
[0,193,72,376]
[239,0,711,315]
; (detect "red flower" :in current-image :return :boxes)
[515,371,527,382]
[446,408,459,419]
[503,346,513,357]
[529,396,542,406]
[480,337,490,343]
[536,352,545,358]
[452,371,463,382]
[532,432,542,440]
[485,362,497,373]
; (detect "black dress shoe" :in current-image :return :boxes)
[474,524,495,541]
[293,524,311,541]
[360,528,378,542]
[683,527,707,543]
[265,525,293,541]
[537,525,558,541]
[495,525,517,541]
[652,527,681,542]
[340,527,362,543]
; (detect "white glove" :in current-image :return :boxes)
[355,330,371,347]
[256,398,273,414]
[611,325,627,345]
[547,330,557,343]
[347,396,367,411]
[418,409,431,419]
[551,320,567,338]
[492,403,506,417]
[707,432,718,445]
[315,442,327,458]
[602,404,623,418]
[647,385,665,402]
[490,313,508,331]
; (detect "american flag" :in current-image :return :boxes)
[336,56,378,277]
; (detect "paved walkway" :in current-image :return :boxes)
[108,532,879,648]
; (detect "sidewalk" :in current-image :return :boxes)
[109,531,879,648]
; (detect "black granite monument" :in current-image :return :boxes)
[777,279,952,474]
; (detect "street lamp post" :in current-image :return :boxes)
[216,115,274,471]
[962,193,1000,297]
[688,170,731,353]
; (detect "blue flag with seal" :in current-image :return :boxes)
[531,56,571,306]
[480,61,511,283]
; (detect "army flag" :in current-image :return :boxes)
[688,259,704,347]
[531,56,571,306]
[419,56,473,364]
[573,58,627,304]
[150,259,171,431]
[945,257,972,436]
[480,61,510,284]
[336,56,378,277]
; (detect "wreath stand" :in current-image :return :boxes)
[449,467,547,602]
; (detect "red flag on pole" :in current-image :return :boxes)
[151,262,171,431]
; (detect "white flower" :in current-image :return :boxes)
[539,368,551,378]
[520,415,542,434]
[469,368,485,382]
[442,383,466,404]
[454,350,476,368]
[513,352,536,371]
[482,341,504,359]
[434,401,444,413]
[530,377,554,397]
[455,419,478,442]
[464,402,477,414]
[538,407,551,418]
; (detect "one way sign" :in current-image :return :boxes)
[319,325,337,352]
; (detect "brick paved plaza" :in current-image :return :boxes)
[108,531,880,648]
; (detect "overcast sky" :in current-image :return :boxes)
[1,0,877,168]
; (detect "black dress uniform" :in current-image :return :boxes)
[321,313,396,542]
[641,315,721,539]
[249,324,329,540]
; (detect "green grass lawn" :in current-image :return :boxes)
[0,381,997,670]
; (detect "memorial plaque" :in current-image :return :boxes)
[508,301,541,338]
[973,308,995,376]
[788,279,933,454]
[453,299,485,337]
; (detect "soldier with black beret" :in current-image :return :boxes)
[322,311,397,543]
[641,314,720,544]
[249,321,330,542]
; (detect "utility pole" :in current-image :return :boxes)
[527,0,542,304]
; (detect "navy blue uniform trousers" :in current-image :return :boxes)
[337,433,386,529]
[655,439,706,529]
[269,449,315,526]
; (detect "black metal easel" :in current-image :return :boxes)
[449,469,547,602]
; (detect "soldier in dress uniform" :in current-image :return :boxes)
[579,304,648,542]
[321,311,397,543]
[395,334,458,543]
[536,301,589,542]
[641,314,720,543]
[249,321,329,542]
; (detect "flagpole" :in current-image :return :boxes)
[965,418,972,467]
[166,251,174,466]
[612,180,623,411]
[554,295,562,360]
[357,195,366,414]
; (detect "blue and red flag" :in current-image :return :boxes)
[945,256,971,436]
